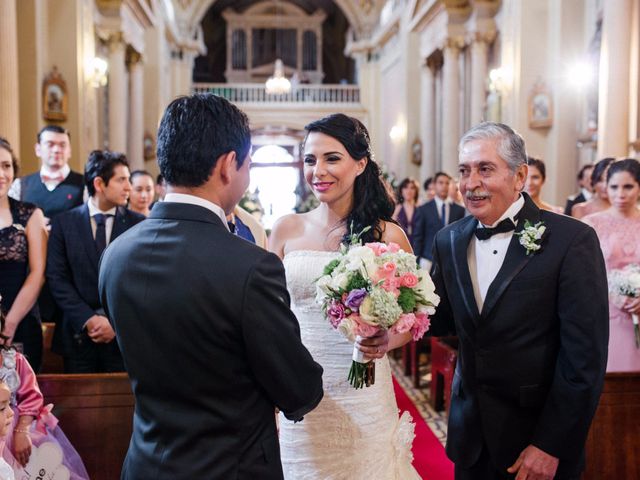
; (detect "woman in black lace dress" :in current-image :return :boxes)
[0,138,47,372]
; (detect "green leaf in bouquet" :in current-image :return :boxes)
[346,222,372,246]
[323,258,341,276]
[397,287,417,313]
[345,271,369,292]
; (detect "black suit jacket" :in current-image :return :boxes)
[564,192,586,216]
[98,202,324,480]
[47,203,144,353]
[413,200,465,261]
[429,194,608,477]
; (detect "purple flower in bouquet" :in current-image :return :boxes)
[345,288,367,311]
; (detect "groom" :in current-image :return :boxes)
[99,93,324,479]
[429,122,608,480]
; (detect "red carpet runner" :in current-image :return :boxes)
[392,377,454,480]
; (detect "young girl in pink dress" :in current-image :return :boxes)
[584,159,640,372]
[0,303,89,479]
[0,379,18,480]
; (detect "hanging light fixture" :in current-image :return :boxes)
[266,58,291,95]
[265,0,291,95]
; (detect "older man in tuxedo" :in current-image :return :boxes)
[99,94,323,479]
[429,122,608,480]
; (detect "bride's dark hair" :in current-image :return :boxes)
[304,113,395,244]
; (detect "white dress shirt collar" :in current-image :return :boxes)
[581,188,593,201]
[88,197,117,217]
[163,193,230,231]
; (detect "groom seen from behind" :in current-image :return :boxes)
[99,93,324,479]
[430,122,608,480]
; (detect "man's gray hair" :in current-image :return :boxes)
[458,122,527,172]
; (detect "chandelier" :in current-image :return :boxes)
[265,58,291,95]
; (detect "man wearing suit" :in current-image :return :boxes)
[98,94,324,479]
[413,171,465,269]
[430,122,608,480]
[47,150,144,373]
[564,163,594,215]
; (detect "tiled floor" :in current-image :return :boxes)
[390,356,449,447]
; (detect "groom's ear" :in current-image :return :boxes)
[216,151,237,185]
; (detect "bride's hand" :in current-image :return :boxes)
[356,330,389,360]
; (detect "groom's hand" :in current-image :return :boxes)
[356,330,389,360]
[507,444,559,480]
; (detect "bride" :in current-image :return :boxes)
[269,114,421,479]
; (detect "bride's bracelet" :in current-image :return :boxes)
[13,427,29,434]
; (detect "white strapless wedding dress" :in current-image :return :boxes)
[280,251,421,480]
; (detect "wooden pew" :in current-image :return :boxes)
[37,373,134,480]
[583,371,640,480]
[40,322,64,373]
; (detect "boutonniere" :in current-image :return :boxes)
[515,220,546,255]
[12,223,25,232]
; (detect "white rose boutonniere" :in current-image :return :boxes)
[515,220,546,255]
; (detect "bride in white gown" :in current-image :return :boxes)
[270,114,421,479]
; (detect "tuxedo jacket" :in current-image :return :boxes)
[564,191,587,216]
[47,203,144,354]
[429,194,608,477]
[98,202,324,480]
[413,199,466,261]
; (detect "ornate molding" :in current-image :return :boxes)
[468,30,497,45]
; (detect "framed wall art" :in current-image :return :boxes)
[42,66,68,122]
[528,81,552,129]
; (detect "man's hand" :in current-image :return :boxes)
[507,445,559,480]
[85,315,116,343]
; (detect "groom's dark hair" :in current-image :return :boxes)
[157,93,252,187]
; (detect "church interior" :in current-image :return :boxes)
[1,0,639,479]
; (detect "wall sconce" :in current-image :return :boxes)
[566,60,594,89]
[488,67,511,94]
[389,124,406,143]
[88,57,108,88]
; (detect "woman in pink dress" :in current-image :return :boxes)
[584,159,640,372]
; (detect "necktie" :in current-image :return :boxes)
[441,202,447,227]
[474,218,516,241]
[94,214,112,256]
[227,221,236,234]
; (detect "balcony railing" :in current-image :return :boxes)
[192,83,361,104]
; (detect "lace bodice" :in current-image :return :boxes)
[279,251,419,480]
[0,198,35,264]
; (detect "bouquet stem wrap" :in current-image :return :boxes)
[350,338,375,389]
[633,314,640,349]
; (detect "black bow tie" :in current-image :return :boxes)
[475,218,516,241]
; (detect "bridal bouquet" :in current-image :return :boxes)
[315,232,440,388]
[608,263,640,348]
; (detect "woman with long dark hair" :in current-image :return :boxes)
[392,177,420,248]
[572,157,614,219]
[0,138,47,373]
[269,114,419,478]
[584,159,640,372]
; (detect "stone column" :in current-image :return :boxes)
[441,38,462,176]
[420,57,437,183]
[470,32,492,127]
[0,0,20,154]
[597,0,633,158]
[108,34,128,153]
[127,48,144,170]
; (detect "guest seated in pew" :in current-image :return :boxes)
[0,303,89,478]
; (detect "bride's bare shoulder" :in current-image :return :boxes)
[269,213,309,257]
